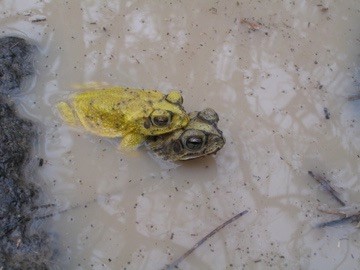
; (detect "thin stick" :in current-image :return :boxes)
[317,214,360,228]
[308,171,346,206]
[34,198,97,220]
[240,19,261,30]
[348,94,360,101]
[165,210,249,269]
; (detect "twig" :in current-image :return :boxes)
[34,198,97,220]
[240,19,261,31]
[317,214,360,228]
[323,107,330,119]
[308,171,346,206]
[308,171,360,228]
[348,94,360,101]
[165,210,249,269]
[317,204,360,217]
[31,18,47,23]
[31,203,56,211]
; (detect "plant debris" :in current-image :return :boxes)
[308,171,345,206]
[317,4,329,12]
[323,107,330,119]
[348,94,360,101]
[240,19,261,31]
[308,171,360,228]
[209,7,217,14]
[30,15,47,23]
[165,210,249,269]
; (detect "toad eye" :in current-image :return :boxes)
[153,116,170,126]
[150,110,172,127]
[185,136,203,150]
[181,130,206,151]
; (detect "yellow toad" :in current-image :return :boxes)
[57,85,189,149]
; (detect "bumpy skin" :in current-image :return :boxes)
[146,108,225,161]
[57,85,189,149]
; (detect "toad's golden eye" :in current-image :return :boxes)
[151,110,171,127]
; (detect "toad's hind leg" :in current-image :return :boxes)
[57,102,78,126]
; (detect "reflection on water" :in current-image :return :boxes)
[1,0,360,269]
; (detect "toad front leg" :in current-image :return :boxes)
[119,133,146,150]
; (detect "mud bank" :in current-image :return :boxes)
[0,36,54,269]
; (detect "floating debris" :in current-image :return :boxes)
[317,4,329,12]
[348,94,360,101]
[209,7,217,14]
[308,171,345,206]
[240,19,261,31]
[165,210,249,269]
[308,171,360,228]
[29,15,47,23]
[323,107,330,120]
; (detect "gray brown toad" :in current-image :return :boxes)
[146,108,225,161]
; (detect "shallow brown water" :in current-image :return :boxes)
[1,0,360,269]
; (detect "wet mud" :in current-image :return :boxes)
[0,37,54,269]
[0,36,35,95]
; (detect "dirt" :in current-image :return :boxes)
[0,36,55,269]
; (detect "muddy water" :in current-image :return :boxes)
[1,0,360,269]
